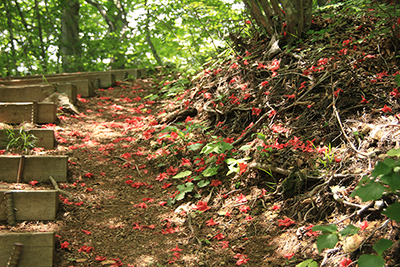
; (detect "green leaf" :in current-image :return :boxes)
[380,172,400,191]
[387,148,400,157]
[201,142,218,154]
[239,145,252,151]
[371,161,391,177]
[352,182,386,201]
[174,191,186,201]
[312,224,338,233]
[383,157,396,167]
[339,225,359,236]
[202,166,219,177]
[253,132,266,141]
[382,202,400,222]
[394,74,400,87]
[187,143,203,151]
[220,141,233,153]
[173,170,192,179]
[197,180,210,188]
[316,233,339,252]
[176,182,194,193]
[357,254,385,267]
[225,158,237,165]
[373,238,393,256]
[296,259,318,267]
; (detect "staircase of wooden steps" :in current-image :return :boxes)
[0,68,147,267]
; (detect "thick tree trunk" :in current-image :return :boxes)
[243,0,313,46]
[60,0,81,73]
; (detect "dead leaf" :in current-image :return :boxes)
[101,259,117,265]
[342,234,363,253]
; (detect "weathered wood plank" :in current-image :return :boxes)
[138,68,147,77]
[0,155,67,182]
[8,68,141,80]
[0,73,115,89]
[52,83,77,105]
[0,102,57,124]
[0,232,54,267]
[0,129,55,149]
[70,79,95,97]
[0,190,58,221]
[0,84,55,102]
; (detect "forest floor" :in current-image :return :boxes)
[2,2,400,267]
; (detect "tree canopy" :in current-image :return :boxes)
[0,0,245,76]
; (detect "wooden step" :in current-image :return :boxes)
[0,83,77,105]
[0,232,55,267]
[0,155,68,182]
[0,128,55,150]
[0,84,54,102]
[0,190,58,221]
[0,73,115,89]
[7,68,145,81]
[0,102,57,124]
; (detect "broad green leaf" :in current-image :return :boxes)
[394,74,400,87]
[239,145,252,151]
[316,233,339,252]
[371,161,391,177]
[357,254,385,267]
[373,238,393,256]
[225,158,237,165]
[201,142,218,154]
[296,259,318,267]
[383,157,396,166]
[226,166,240,176]
[387,148,400,157]
[382,202,400,222]
[202,166,219,177]
[339,224,359,236]
[187,143,203,151]
[312,224,337,233]
[174,191,186,201]
[173,170,192,179]
[220,141,233,153]
[352,182,386,201]
[176,182,194,193]
[197,180,210,188]
[380,172,400,191]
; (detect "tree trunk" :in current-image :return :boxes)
[144,5,163,67]
[5,0,19,76]
[85,0,129,69]
[34,0,47,72]
[60,0,82,73]
[243,0,313,46]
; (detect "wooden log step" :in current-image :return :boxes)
[0,155,67,182]
[0,232,55,267]
[0,190,58,221]
[0,128,55,149]
[53,82,77,104]
[7,68,145,81]
[0,83,77,105]
[0,102,56,124]
[0,84,54,102]
[0,73,115,89]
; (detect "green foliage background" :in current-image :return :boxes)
[0,0,245,76]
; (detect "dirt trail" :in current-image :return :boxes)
[49,77,293,266]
